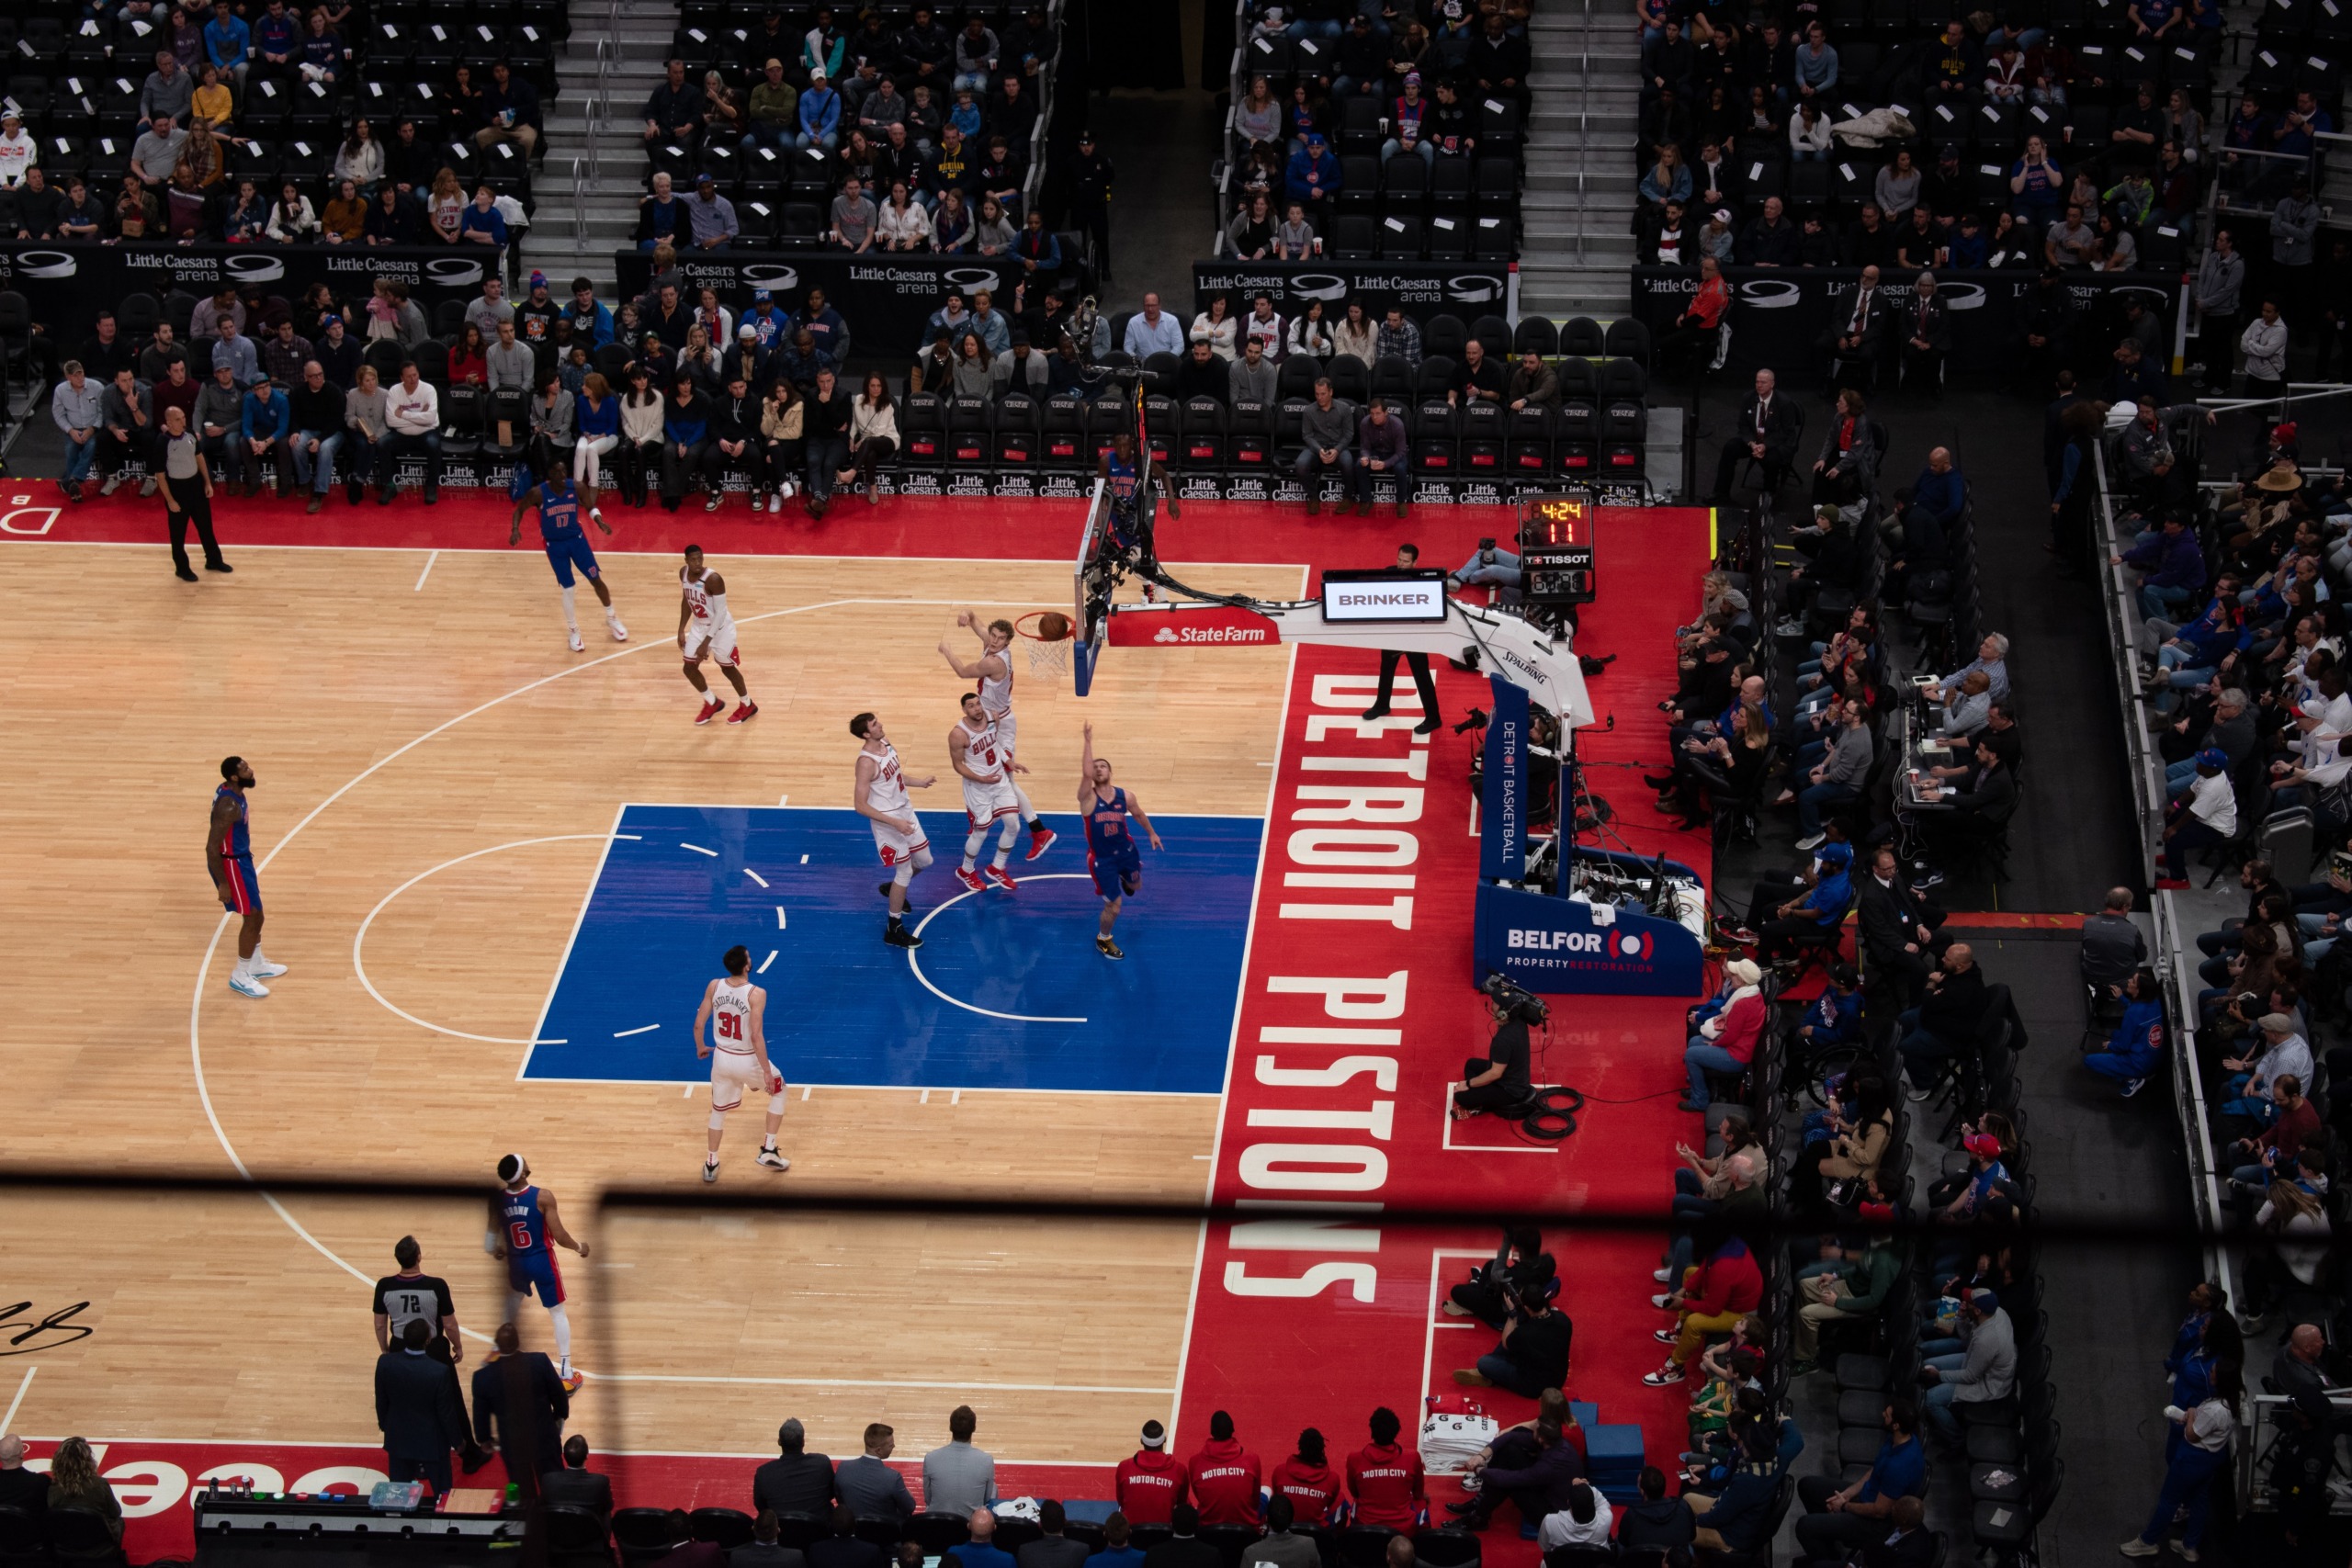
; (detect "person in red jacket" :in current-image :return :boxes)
[1269,1427,1345,1527]
[1346,1407,1425,1529]
[1114,1420,1188,1523]
[1644,1235,1764,1386]
[1188,1411,1263,1525]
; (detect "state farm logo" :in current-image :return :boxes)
[1109,605,1282,648]
[1153,624,1271,644]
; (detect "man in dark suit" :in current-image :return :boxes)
[809,1505,888,1568]
[472,1322,570,1498]
[1015,1502,1091,1568]
[541,1436,614,1519]
[1896,273,1952,397]
[1140,1506,1220,1568]
[753,1420,837,1517]
[734,1512,809,1568]
[1856,843,1948,1007]
[1816,266,1888,391]
[0,1436,51,1517]
[1862,1496,1937,1568]
[835,1424,915,1520]
[376,1318,470,1495]
[1712,367,1802,504]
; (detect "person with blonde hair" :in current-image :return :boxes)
[44,1438,122,1541]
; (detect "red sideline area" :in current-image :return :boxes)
[1178,511,1716,1568]
[13,502,1719,1565]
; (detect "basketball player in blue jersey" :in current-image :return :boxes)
[1080,722,1162,960]
[1095,433,1171,601]
[488,1154,590,1392]
[509,459,628,653]
[208,756,288,998]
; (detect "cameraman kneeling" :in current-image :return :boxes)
[1453,987,1541,1121]
[1445,1226,1555,1329]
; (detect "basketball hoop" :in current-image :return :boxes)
[1016,610,1074,683]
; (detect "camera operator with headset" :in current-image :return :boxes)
[1452,981,1544,1122]
[1452,1261,1575,1399]
[1443,1226,1557,1330]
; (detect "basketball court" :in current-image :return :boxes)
[0,484,1716,1562]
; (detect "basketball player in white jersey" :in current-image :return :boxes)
[852,711,935,949]
[676,545,758,725]
[948,691,1026,892]
[693,944,790,1180]
[938,612,1056,860]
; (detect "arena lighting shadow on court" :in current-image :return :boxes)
[523,804,1264,1094]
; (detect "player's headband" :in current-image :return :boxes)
[500,1153,529,1186]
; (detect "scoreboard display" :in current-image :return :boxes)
[1515,490,1598,605]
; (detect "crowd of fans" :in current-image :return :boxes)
[1217,0,1528,261]
[629,0,1069,254]
[0,0,550,250]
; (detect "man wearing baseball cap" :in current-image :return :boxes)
[2219,1011,2312,1127]
[2155,748,2237,889]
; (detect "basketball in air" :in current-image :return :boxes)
[1035,612,1072,641]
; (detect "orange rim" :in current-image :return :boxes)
[1015,610,1075,643]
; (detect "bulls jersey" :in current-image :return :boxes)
[536,481,582,541]
[214,784,252,858]
[978,656,1013,720]
[681,567,735,636]
[865,741,912,814]
[957,716,1006,783]
[710,977,760,1055]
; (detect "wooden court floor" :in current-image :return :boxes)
[0,540,1303,1465]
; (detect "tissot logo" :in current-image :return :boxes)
[1291,273,1348,300]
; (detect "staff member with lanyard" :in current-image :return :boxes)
[155,402,227,580]
[1360,541,1443,732]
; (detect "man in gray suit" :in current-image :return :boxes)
[838,1424,917,1520]
[1015,1502,1090,1568]
[375,1319,469,1495]
[922,1407,994,1515]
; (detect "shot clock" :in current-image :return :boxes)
[1514,490,1598,606]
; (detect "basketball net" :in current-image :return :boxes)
[1016,612,1071,683]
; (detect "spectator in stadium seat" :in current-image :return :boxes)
[1375,308,1422,367]
[1448,339,1505,406]
[1296,378,1356,514]
[1793,1400,1924,1559]
[1895,274,1951,395]
[1123,294,1186,359]
[1230,337,1278,406]
[836,1423,916,1520]
[1895,942,1988,1090]
[1285,132,1341,214]
[1177,341,1229,403]
[540,1435,612,1520]
[0,1436,49,1519]
[141,49,193,132]
[1092,1516,1147,1568]
[1617,1469,1694,1553]
[689,174,741,251]
[1739,196,1799,266]
[1015,1501,1088,1568]
[1506,349,1560,411]
[1920,1292,2017,1448]
[1452,1417,1582,1533]
[810,1506,889,1568]
[1116,1426,1189,1523]
[1792,21,1837,99]
[1140,1507,1216,1568]
[643,58,703,145]
[1682,957,1766,1109]
[753,1418,837,1516]
[480,62,542,158]
[1645,1235,1762,1385]
[1347,1408,1425,1529]
[1233,1498,1313,1568]
[922,1405,994,1516]
[734,1512,806,1568]
[203,0,252,91]
[1189,1412,1263,1525]
[1711,367,1799,503]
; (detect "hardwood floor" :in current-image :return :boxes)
[0,540,1301,1461]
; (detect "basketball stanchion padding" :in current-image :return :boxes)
[1018,610,1073,682]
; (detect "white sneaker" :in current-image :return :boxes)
[1653,1268,1673,1283]
[780,479,796,498]
[249,960,290,979]
[767,492,782,513]
[701,1157,719,1184]
[2118,1540,2159,1558]
[1794,832,1826,851]
[228,973,271,998]
[569,629,585,651]
[608,616,628,642]
[755,1147,790,1171]
[1650,1292,1676,1308]
[138,476,157,498]
[99,475,121,496]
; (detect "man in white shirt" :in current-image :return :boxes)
[2156,747,2236,887]
[1537,1482,1613,1551]
[1122,292,1185,359]
[0,113,33,188]
[378,365,442,505]
[2221,1012,2312,1128]
[1241,294,1284,360]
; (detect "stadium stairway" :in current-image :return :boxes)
[1517,0,1641,320]
[526,0,682,291]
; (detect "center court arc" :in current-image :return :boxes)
[525,803,1265,1095]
